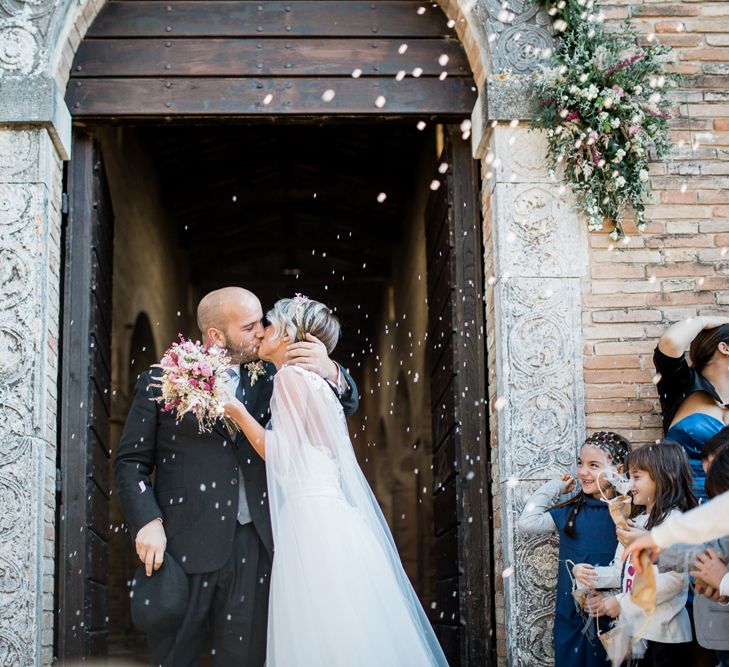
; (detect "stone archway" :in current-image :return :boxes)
[0,1,592,665]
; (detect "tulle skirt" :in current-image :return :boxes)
[266,492,439,667]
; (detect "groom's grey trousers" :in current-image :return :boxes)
[147,522,271,667]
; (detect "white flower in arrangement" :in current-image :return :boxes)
[612,149,626,164]
[569,84,580,95]
[246,361,267,386]
[594,45,610,69]
[634,85,643,95]
[583,84,600,100]
[611,117,621,129]
[583,164,594,178]
[615,175,627,188]
[639,170,649,182]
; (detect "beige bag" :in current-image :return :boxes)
[607,495,632,531]
[597,618,632,667]
[630,551,657,613]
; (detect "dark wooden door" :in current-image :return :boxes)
[56,130,114,659]
[426,127,493,666]
[65,0,475,118]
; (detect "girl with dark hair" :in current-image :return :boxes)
[519,432,632,667]
[582,442,698,665]
[654,317,729,500]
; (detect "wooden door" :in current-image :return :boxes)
[65,0,475,119]
[425,127,493,666]
[56,130,114,659]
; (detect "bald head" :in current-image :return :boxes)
[197,287,258,333]
[197,287,264,364]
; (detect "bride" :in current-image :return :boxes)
[223,295,448,667]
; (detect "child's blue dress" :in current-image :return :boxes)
[549,496,618,667]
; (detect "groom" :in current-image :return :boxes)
[114,287,359,666]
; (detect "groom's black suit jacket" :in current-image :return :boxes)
[114,361,359,574]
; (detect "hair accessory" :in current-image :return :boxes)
[292,293,310,340]
[584,431,630,465]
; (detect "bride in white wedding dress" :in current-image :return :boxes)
[223,296,448,667]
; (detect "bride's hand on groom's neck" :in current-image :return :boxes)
[286,334,338,382]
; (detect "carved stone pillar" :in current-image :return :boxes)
[487,125,588,665]
[0,127,63,665]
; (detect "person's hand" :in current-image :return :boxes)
[136,518,167,577]
[573,563,598,588]
[691,549,729,591]
[583,592,606,617]
[560,473,577,495]
[616,521,648,547]
[286,334,338,381]
[602,596,621,618]
[222,395,245,417]
[621,533,660,572]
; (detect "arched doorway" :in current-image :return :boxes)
[56,2,493,665]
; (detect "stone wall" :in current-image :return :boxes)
[0,128,63,666]
[480,124,589,665]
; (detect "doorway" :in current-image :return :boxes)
[56,121,493,665]
[56,2,492,664]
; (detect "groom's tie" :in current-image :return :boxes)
[224,366,252,526]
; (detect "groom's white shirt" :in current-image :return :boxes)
[224,366,252,525]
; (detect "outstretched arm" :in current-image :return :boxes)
[225,398,266,459]
[518,476,573,535]
[658,316,729,358]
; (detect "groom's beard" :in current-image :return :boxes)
[223,335,260,365]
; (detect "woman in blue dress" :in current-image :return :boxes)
[519,432,631,667]
[655,317,729,667]
[654,316,729,501]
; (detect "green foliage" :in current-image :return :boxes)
[531,0,678,237]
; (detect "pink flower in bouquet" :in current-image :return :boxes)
[150,335,235,434]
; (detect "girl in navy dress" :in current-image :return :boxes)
[519,432,631,667]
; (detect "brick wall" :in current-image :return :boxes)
[584,0,729,447]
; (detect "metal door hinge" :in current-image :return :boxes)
[61,192,69,215]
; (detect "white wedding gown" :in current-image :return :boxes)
[264,365,448,667]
